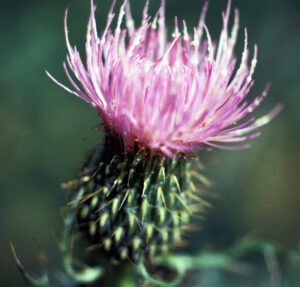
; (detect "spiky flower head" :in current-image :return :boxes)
[48,0,281,157]
[48,0,282,264]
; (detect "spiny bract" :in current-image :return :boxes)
[74,136,206,262]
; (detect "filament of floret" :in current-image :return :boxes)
[46,0,282,157]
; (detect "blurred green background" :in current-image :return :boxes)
[0,0,299,286]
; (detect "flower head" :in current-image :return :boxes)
[47,0,282,157]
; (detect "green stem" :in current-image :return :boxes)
[59,187,103,285]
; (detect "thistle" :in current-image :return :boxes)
[15,0,282,286]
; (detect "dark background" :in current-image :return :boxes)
[0,0,299,286]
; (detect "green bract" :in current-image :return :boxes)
[75,136,206,262]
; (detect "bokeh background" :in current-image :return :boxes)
[1,0,299,286]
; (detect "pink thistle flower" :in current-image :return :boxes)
[47,0,282,157]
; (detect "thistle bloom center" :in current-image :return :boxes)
[47,0,282,157]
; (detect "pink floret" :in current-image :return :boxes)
[47,0,282,157]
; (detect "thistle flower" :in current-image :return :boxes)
[47,0,282,157]
[46,0,282,264]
